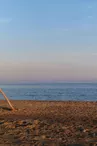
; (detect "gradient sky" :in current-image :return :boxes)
[0,0,97,83]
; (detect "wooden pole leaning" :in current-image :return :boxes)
[0,88,15,111]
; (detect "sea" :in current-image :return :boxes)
[0,83,97,101]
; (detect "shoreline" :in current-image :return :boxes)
[0,100,97,145]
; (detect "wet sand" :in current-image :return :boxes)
[0,100,97,145]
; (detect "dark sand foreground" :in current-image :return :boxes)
[0,100,97,145]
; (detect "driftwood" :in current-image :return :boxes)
[0,88,15,111]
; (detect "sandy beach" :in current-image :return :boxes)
[0,100,97,145]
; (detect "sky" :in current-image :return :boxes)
[0,0,97,83]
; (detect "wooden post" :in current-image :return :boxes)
[0,88,15,111]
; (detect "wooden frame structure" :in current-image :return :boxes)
[0,88,15,111]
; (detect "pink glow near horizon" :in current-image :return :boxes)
[0,59,97,83]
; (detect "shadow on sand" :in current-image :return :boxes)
[0,106,12,111]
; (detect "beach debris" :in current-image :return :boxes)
[33,119,40,125]
[0,88,16,111]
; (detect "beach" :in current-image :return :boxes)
[0,100,97,145]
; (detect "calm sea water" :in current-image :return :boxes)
[0,83,97,101]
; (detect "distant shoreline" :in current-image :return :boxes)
[0,82,97,85]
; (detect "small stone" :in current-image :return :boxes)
[78,126,84,132]
[33,136,41,141]
[33,120,39,125]
[83,129,89,133]
[41,135,46,140]
[88,132,97,138]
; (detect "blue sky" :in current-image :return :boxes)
[0,0,97,83]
